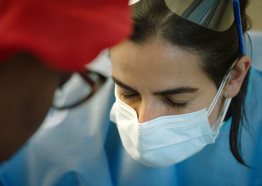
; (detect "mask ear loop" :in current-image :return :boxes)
[206,49,243,116]
[220,97,232,122]
[207,72,231,116]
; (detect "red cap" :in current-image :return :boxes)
[0,0,132,72]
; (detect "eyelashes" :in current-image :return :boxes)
[118,92,187,109]
[165,97,187,109]
[119,93,140,101]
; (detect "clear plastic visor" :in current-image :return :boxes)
[164,0,234,31]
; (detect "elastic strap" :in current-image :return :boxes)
[207,70,232,116]
[207,58,235,116]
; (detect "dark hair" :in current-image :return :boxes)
[130,0,252,166]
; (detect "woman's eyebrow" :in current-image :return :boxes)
[112,76,198,95]
[153,87,198,95]
[112,77,137,92]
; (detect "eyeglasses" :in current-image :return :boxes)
[52,70,107,110]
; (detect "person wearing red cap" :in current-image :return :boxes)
[0,0,132,163]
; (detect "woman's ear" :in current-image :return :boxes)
[223,56,252,98]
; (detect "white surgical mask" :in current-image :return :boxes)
[110,75,232,168]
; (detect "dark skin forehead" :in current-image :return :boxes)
[0,52,69,162]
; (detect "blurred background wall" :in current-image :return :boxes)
[248,0,262,30]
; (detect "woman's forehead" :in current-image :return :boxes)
[110,40,209,90]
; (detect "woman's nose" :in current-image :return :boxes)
[135,101,163,123]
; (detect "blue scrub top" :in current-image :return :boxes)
[0,35,262,186]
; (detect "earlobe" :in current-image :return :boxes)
[223,56,252,98]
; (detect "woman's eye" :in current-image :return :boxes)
[172,102,187,109]
[164,97,187,109]
[119,92,139,101]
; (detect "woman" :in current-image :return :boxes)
[109,0,262,183]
